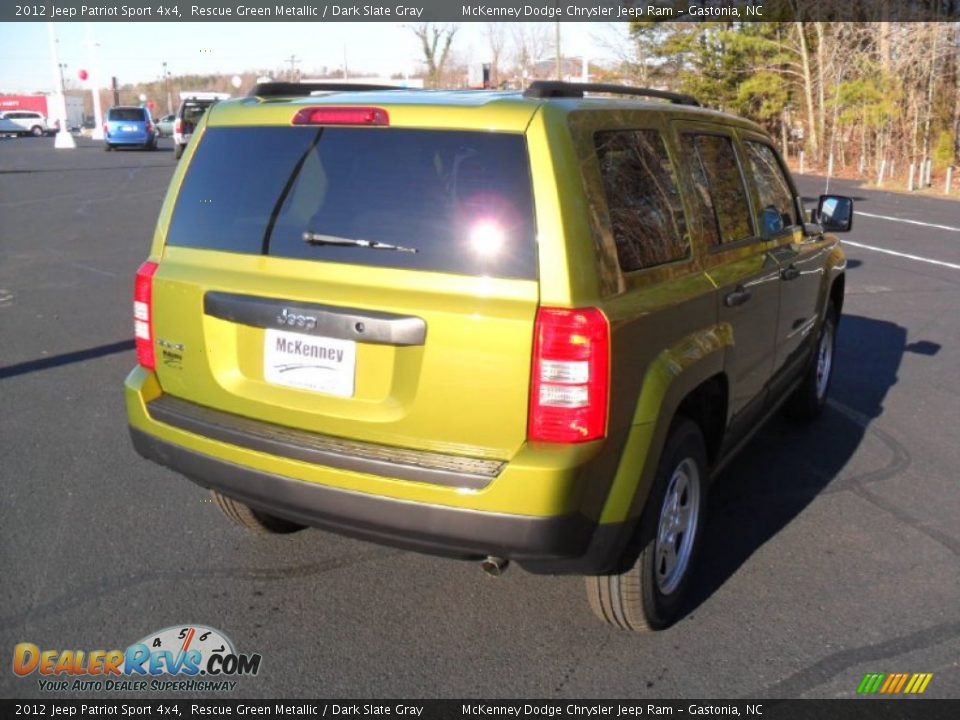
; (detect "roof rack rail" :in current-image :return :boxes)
[523,81,700,107]
[248,82,404,98]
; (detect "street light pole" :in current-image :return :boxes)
[163,61,173,115]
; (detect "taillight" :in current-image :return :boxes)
[102,123,108,135]
[174,119,181,134]
[134,261,159,371]
[291,106,389,126]
[146,122,154,132]
[528,307,610,443]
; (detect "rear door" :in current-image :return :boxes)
[672,122,781,442]
[109,108,147,138]
[150,122,540,460]
[178,101,212,143]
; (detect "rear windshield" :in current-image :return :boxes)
[108,108,146,121]
[166,126,537,279]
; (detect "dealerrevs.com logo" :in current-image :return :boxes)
[13,625,261,692]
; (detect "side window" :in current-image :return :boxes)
[594,129,689,272]
[744,141,797,238]
[684,133,754,246]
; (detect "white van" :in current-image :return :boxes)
[173,92,230,159]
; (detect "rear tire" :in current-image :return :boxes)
[783,301,837,422]
[211,490,306,535]
[586,418,708,631]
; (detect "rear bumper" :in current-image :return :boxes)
[131,427,596,563]
[124,367,632,571]
[106,135,154,145]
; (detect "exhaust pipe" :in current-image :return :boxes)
[481,555,509,577]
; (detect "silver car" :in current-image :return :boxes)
[0,110,49,137]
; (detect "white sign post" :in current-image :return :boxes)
[47,23,76,149]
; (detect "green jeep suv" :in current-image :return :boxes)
[126,81,851,631]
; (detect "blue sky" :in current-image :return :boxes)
[0,22,622,94]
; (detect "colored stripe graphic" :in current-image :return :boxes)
[905,673,934,694]
[858,673,885,694]
[858,672,932,694]
[880,674,898,693]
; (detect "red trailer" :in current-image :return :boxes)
[0,95,50,114]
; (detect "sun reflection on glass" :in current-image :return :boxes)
[469,220,505,257]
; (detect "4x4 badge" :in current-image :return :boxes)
[276,308,317,330]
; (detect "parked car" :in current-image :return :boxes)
[155,114,176,138]
[0,116,22,136]
[126,81,852,631]
[173,92,229,159]
[0,110,49,137]
[104,106,158,151]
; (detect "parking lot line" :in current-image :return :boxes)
[855,211,960,233]
[842,240,960,271]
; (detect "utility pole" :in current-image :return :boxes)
[554,22,561,81]
[85,22,104,139]
[285,54,301,81]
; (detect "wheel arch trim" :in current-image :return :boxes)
[598,324,730,524]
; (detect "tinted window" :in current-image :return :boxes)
[594,129,688,271]
[167,127,537,280]
[745,141,797,238]
[109,108,146,121]
[685,134,754,245]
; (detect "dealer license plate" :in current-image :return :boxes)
[263,329,356,397]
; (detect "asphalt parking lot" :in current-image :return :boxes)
[1,135,958,699]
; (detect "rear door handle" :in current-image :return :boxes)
[724,286,753,308]
[780,265,800,281]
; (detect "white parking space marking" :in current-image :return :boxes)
[855,211,960,233]
[843,240,960,270]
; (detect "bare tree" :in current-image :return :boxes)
[411,23,458,88]
[486,23,507,87]
[796,22,820,160]
[510,24,551,83]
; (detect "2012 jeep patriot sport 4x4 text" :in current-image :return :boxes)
[126,81,852,631]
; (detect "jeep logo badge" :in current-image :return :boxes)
[276,308,317,330]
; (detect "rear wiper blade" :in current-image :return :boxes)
[302,232,418,254]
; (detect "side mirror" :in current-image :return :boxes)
[817,195,854,232]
